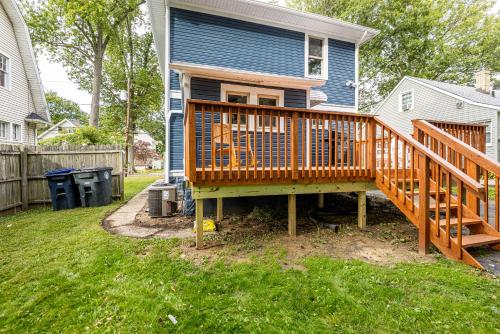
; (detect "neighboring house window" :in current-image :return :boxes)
[400,90,413,111]
[0,53,10,89]
[306,36,327,78]
[0,121,9,139]
[484,121,492,146]
[12,124,21,141]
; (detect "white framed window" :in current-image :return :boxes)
[305,35,328,79]
[400,90,414,112]
[12,124,21,141]
[484,121,492,146]
[221,84,285,132]
[0,121,9,140]
[0,53,10,89]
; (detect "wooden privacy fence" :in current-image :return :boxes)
[0,144,124,214]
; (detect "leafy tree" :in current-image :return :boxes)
[39,126,122,145]
[288,0,500,110]
[133,140,160,165]
[22,0,145,126]
[45,91,88,126]
[99,10,163,172]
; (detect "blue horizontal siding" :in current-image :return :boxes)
[169,113,184,171]
[170,98,182,110]
[322,39,356,106]
[170,71,180,90]
[170,8,305,77]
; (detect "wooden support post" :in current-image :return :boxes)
[418,154,430,254]
[358,191,366,229]
[20,146,28,210]
[195,199,204,249]
[216,197,223,222]
[318,193,324,208]
[288,194,296,237]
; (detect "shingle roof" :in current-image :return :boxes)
[409,77,500,107]
[25,112,49,123]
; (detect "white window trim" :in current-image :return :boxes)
[0,50,12,91]
[305,34,328,80]
[12,123,22,142]
[0,121,10,140]
[399,89,414,112]
[477,120,493,147]
[220,83,285,132]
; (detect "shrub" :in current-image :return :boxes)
[39,126,123,146]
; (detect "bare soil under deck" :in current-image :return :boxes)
[135,193,438,268]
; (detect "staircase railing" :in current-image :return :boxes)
[374,117,485,262]
[413,119,500,232]
[426,120,486,153]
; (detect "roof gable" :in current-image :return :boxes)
[0,0,50,122]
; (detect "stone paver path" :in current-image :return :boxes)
[103,188,193,239]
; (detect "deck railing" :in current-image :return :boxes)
[426,120,486,153]
[185,100,375,186]
[413,119,499,232]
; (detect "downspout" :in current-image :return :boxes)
[164,0,171,181]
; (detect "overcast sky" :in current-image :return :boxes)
[38,0,499,114]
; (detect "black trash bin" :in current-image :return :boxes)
[45,168,78,211]
[72,167,113,207]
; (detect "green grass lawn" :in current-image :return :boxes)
[0,176,499,333]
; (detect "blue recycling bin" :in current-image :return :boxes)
[45,168,79,211]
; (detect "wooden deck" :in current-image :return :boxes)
[185,100,500,269]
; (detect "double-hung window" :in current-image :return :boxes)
[306,36,327,78]
[0,53,10,89]
[484,121,492,146]
[400,90,414,111]
[12,124,21,141]
[0,121,9,140]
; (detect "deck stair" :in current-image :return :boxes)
[374,118,500,268]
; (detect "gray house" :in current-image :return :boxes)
[0,0,50,145]
[373,71,500,161]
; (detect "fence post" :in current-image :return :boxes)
[120,147,125,200]
[20,146,28,210]
[418,153,430,254]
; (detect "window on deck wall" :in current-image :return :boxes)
[484,121,492,146]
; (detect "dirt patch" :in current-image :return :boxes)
[135,204,192,230]
[174,193,436,267]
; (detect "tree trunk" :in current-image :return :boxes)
[89,47,104,127]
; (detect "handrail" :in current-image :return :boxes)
[375,117,485,196]
[413,119,500,176]
[188,99,374,118]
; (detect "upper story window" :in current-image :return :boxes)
[400,90,414,111]
[484,121,492,146]
[0,53,10,89]
[306,36,327,79]
[0,121,9,139]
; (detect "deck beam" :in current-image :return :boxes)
[190,181,376,200]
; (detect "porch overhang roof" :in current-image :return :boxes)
[170,62,326,90]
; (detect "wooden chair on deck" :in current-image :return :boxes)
[213,123,256,168]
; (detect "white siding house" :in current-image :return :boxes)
[374,74,500,161]
[38,119,80,141]
[0,0,50,145]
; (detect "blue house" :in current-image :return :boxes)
[147,0,378,180]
